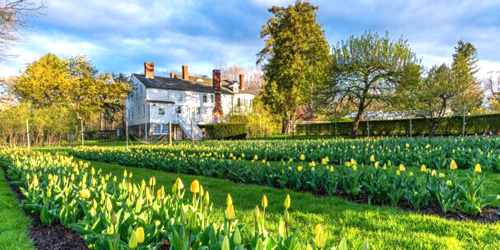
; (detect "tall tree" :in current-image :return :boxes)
[450,41,483,112]
[257,1,330,133]
[414,64,456,137]
[320,31,420,138]
[1,0,44,59]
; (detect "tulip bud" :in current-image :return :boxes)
[254,205,260,219]
[226,193,233,206]
[105,197,113,212]
[446,180,452,187]
[233,227,242,246]
[283,194,291,210]
[262,194,268,209]
[128,231,138,249]
[203,191,210,206]
[110,211,118,225]
[221,236,230,250]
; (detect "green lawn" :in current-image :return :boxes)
[0,170,34,250]
[82,158,500,250]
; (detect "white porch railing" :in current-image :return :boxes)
[177,114,203,140]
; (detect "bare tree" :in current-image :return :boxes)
[0,0,45,59]
[220,63,263,94]
[486,71,500,111]
[0,76,17,108]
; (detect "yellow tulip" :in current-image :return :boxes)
[225,204,235,221]
[399,164,405,172]
[300,154,305,161]
[475,163,482,173]
[262,194,268,209]
[421,165,427,172]
[297,166,303,172]
[370,155,375,162]
[190,180,200,193]
[135,227,145,244]
[79,189,90,200]
[450,160,458,170]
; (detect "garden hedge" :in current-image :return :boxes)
[296,113,500,136]
[201,123,247,139]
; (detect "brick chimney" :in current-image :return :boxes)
[182,65,189,80]
[213,69,221,91]
[170,72,175,78]
[144,62,154,79]
[239,74,245,90]
[212,69,223,119]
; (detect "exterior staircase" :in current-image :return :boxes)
[177,114,203,140]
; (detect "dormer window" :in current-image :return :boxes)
[233,84,239,93]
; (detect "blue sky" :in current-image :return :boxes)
[2,0,500,79]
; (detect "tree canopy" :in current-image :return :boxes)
[319,31,420,138]
[258,0,330,133]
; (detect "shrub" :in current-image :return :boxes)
[296,113,500,136]
[202,123,247,140]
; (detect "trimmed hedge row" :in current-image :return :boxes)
[297,113,500,136]
[201,123,247,139]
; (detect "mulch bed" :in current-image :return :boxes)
[3,169,88,250]
[334,189,500,223]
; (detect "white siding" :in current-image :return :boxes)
[126,75,255,127]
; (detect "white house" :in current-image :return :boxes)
[126,62,254,140]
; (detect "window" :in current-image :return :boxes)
[158,105,165,115]
[178,92,183,102]
[202,94,208,103]
[143,104,146,117]
[210,94,214,103]
[153,124,161,134]
[140,86,143,97]
[137,106,140,116]
[176,106,182,114]
[153,124,170,135]
[161,124,169,134]
[237,98,241,107]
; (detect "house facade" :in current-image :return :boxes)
[126,62,254,140]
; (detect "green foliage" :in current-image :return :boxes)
[69,144,499,214]
[202,123,247,139]
[258,1,330,133]
[5,53,130,146]
[296,113,500,137]
[320,31,420,138]
[1,149,357,250]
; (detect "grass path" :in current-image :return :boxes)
[0,170,34,250]
[83,158,500,250]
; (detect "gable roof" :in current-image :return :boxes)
[133,73,254,95]
[133,74,215,93]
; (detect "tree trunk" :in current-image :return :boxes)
[281,118,287,134]
[351,106,365,139]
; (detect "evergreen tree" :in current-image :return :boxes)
[258,1,330,133]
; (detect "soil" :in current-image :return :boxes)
[334,188,500,223]
[4,169,88,250]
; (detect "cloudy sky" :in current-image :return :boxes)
[2,0,500,79]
